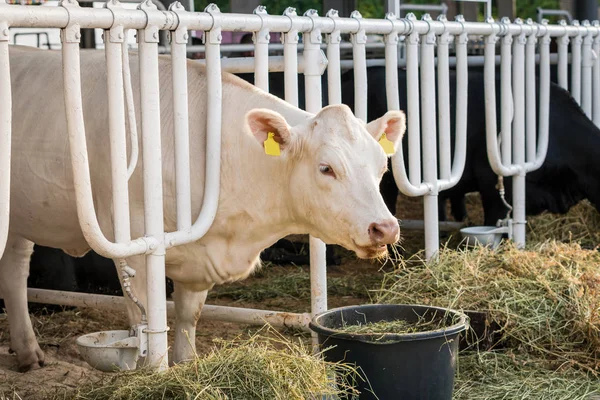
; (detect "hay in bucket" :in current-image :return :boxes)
[374,241,600,372]
[528,200,600,248]
[61,327,360,400]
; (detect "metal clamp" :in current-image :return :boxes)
[421,13,435,44]
[253,5,270,45]
[282,7,299,44]
[384,12,399,46]
[326,9,341,44]
[137,0,159,44]
[105,0,125,44]
[304,9,322,45]
[437,14,452,46]
[405,13,419,45]
[572,19,584,43]
[350,10,366,44]
[204,3,221,45]
[169,1,189,44]
[525,18,537,46]
[59,0,83,44]
[455,15,469,45]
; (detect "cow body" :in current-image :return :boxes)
[2,46,404,371]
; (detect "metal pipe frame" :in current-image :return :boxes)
[571,20,583,105]
[24,288,312,331]
[351,10,368,122]
[581,20,594,118]
[282,7,299,107]
[389,13,469,260]
[302,9,327,347]
[0,13,10,261]
[593,21,600,126]
[483,18,553,247]
[0,0,593,370]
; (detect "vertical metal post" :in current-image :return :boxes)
[437,15,452,182]
[593,21,600,126]
[384,12,399,111]
[557,21,570,91]
[511,20,526,247]
[282,7,299,107]
[138,0,168,370]
[104,3,131,245]
[571,20,583,104]
[525,19,537,163]
[0,16,10,259]
[405,14,421,187]
[581,20,593,118]
[169,2,192,232]
[253,6,269,93]
[419,14,439,261]
[500,19,513,166]
[350,11,367,122]
[303,9,327,344]
[326,9,342,105]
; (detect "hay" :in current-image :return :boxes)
[528,200,600,248]
[65,328,359,400]
[375,241,600,372]
[455,351,600,399]
[338,311,455,336]
[209,269,381,303]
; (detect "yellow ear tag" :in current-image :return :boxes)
[379,133,395,155]
[264,132,281,156]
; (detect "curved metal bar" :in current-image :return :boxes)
[60,1,154,259]
[0,22,10,260]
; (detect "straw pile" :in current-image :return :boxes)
[64,329,358,400]
[528,200,600,248]
[375,241,600,372]
[454,351,600,399]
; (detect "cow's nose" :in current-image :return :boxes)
[368,220,400,245]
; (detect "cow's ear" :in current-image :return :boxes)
[366,110,406,155]
[245,109,293,155]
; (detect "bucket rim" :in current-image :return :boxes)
[309,303,469,344]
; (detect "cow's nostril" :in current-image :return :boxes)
[368,223,386,243]
[369,221,400,245]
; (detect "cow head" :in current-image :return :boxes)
[246,104,405,259]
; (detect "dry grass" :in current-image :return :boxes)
[528,200,600,248]
[455,351,600,399]
[56,327,360,400]
[375,241,600,372]
[208,268,382,304]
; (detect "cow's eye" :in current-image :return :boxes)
[319,163,336,178]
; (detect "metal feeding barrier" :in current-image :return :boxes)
[0,0,598,372]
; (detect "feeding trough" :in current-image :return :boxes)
[309,304,469,400]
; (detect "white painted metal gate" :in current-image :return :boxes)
[0,1,597,371]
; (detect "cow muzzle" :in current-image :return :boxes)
[352,219,400,259]
[368,220,400,246]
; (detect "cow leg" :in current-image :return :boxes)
[0,234,44,371]
[113,255,148,328]
[172,281,208,363]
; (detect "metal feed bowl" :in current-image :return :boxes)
[460,226,508,249]
[76,330,140,372]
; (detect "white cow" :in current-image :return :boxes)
[1,45,404,371]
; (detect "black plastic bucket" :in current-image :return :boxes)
[309,304,469,400]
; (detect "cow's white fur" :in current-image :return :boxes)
[0,46,405,370]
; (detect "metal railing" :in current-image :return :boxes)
[1,0,596,372]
